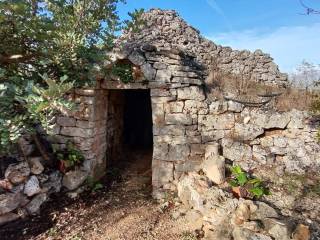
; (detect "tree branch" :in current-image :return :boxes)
[300,0,320,15]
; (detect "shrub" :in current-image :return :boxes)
[229,165,270,199]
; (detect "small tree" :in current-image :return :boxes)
[290,60,320,89]
[0,0,143,154]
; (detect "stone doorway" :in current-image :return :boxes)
[106,89,153,177]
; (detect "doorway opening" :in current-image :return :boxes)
[106,89,153,179]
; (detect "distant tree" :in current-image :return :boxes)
[290,60,320,89]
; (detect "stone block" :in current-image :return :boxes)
[168,144,190,161]
[153,125,185,136]
[152,160,174,187]
[252,112,291,129]
[76,120,95,129]
[153,143,169,160]
[155,69,172,82]
[167,101,184,113]
[60,127,94,138]
[184,100,208,115]
[141,63,156,80]
[128,50,145,66]
[153,62,167,69]
[177,86,205,101]
[199,113,235,131]
[209,101,228,114]
[166,113,193,125]
[234,123,264,141]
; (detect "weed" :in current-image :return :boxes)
[47,227,58,237]
[181,231,197,240]
[85,176,104,192]
[229,165,270,199]
[54,141,84,172]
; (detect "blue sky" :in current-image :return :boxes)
[117,0,320,73]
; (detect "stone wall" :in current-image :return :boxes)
[116,9,288,87]
[51,88,109,178]
[52,45,319,198]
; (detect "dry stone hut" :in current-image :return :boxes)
[51,9,319,199]
[1,9,320,232]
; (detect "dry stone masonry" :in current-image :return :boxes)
[0,9,319,236]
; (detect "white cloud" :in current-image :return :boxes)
[207,23,320,73]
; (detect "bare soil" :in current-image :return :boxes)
[0,150,195,240]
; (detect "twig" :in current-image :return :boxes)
[299,0,320,15]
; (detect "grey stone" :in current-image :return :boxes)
[141,63,156,80]
[165,113,193,125]
[62,170,88,191]
[24,176,41,197]
[42,171,62,194]
[234,123,264,141]
[155,69,172,82]
[222,139,252,162]
[209,101,228,114]
[177,86,205,101]
[25,193,48,215]
[128,50,145,66]
[228,101,243,112]
[251,201,279,220]
[199,114,235,131]
[184,100,208,115]
[57,116,76,127]
[0,193,25,215]
[168,144,190,161]
[0,212,20,226]
[252,112,291,129]
[153,62,167,69]
[60,127,94,138]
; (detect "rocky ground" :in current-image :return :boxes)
[0,152,199,240]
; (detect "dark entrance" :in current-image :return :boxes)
[106,89,153,175]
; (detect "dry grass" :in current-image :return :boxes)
[205,65,318,112]
[275,87,316,112]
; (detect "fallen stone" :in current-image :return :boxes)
[292,224,310,240]
[0,179,13,191]
[28,157,44,175]
[62,170,88,191]
[264,218,292,240]
[0,193,24,215]
[233,227,272,240]
[42,171,62,194]
[5,162,31,185]
[0,212,20,226]
[251,201,279,220]
[203,145,225,185]
[24,176,41,197]
[25,193,47,215]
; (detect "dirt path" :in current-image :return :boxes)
[0,151,196,240]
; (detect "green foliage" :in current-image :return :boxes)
[0,0,140,154]
[229,165,269,199]
[111,63,133,83]
[85,176,104,192]
[123,8,146,33]
[181,231,197,240]
[55,142,84,170]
